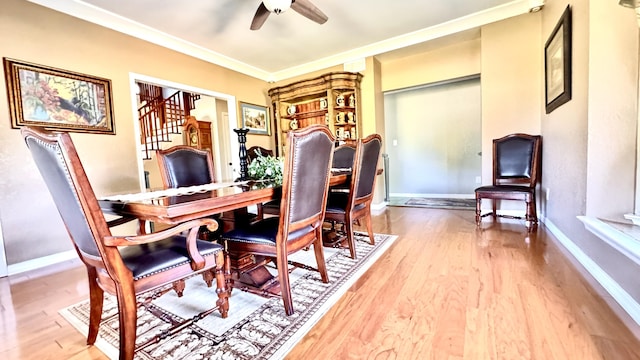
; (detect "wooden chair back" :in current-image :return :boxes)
[22,127,114,271]
[349,134,383,209]
[156,145,215,188]
[247,146,274,163]
[493,133,541,187]
[278,125,335,232]
[332,143,356,169]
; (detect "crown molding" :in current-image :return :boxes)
[27,0,531,83]
[26,0,272,80]
[270,1,531,81]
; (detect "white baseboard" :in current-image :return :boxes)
[544,218,640,327]
[371,201,387,214]
[7,250,77,276]
[389,193,474,199]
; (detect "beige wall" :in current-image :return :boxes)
[542,0,589,237]
[0,0,269,264]
[361,57,386,203]
[585,0,637,219]
[541,0,640,305]
[380,40,481,92]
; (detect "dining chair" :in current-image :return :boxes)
[21,127,229,360]
[156,145,227,238]
[475,133,542,232]
[262,142,357,218]
[156,145,216,188]
[222,125,335,316]
[246,145,274,163]
[324,134,382,259]
[329,143,356,192]
[332,143,357,169]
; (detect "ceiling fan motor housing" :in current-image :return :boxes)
[263,0,292,14]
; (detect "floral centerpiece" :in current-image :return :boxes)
[247,152,284,184]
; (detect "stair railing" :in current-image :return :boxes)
[138,90,188,159]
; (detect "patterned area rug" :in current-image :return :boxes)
[59,232,398,360]
[401,197,476,210]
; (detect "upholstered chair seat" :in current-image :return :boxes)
[119,237,222,279]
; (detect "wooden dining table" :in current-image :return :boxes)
[99,170,349,225]
[99,169,353,294]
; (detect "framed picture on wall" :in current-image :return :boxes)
[3,58,115,134]
[544,5,572,114]
[239,102,271,135]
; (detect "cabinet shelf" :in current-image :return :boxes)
[284,109,327,120]
[269,71,363,156]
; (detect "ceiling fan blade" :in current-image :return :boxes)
[291,0,328,24]
[250,2,271,30]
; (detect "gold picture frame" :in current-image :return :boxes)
[239,102,271,135]
[3,58,115,134]
[544,6,572,114]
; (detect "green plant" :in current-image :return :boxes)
[247,153,284,184]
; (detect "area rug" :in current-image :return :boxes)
[403,197,475,210]
[60,232,398,360]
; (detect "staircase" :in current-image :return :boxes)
[137,83,201,159]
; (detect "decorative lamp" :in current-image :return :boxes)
[263,0,292,14]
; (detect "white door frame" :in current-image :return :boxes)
[128,73,240,190]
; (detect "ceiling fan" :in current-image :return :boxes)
[250,0,328,30]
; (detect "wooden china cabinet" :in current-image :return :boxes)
[182,116,213,154]
[268,71,363,156]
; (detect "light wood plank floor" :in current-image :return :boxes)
[1,206,639,359]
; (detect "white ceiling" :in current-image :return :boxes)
[27,0,540,82]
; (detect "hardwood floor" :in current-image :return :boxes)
[1,206,639,359]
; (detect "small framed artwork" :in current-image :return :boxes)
[544,5,572,114]
[3,58,115,134]
[239,102,271,135]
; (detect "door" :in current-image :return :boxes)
[384,76,482,199]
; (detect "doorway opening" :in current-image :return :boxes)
[383,75,482,208]
[128,73,241,190]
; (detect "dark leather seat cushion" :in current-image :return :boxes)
[325,191,365,215]
[119,237,222,280]
[261,199,281,214]
[223,217,313,246]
